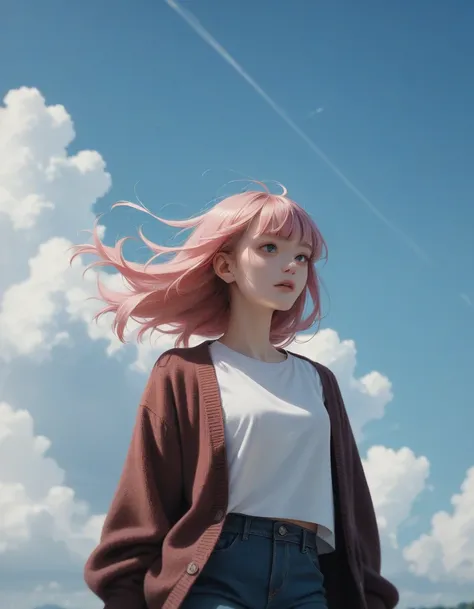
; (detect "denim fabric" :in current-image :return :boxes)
[182,513,328,609]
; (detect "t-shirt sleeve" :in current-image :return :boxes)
[84,355,183,609]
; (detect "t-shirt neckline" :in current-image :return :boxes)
[211,340,290,366]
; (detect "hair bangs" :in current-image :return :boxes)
[71,184,327,348]
[255,195,324,261]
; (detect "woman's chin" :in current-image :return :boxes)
[271,299,297,312]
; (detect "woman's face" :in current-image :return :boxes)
[218,220,312,312]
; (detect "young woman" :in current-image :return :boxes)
[75,185,399,609]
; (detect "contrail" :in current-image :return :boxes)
[460,293,473,308]
[165,0,429,263]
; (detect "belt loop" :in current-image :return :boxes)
[300,528,307,553]
[242,516,252,541]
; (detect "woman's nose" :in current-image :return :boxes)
[283,261,297,274]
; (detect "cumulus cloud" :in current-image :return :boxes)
[1,84,466,606]
[0,238,74,360]
[4,585,100,609]
[0,86,110,298]
[0,91,394,445]
[0,244,394,445]
[403,466,474,583]
[0,235,125,362]
[362,446,430,575]
[0,401,104,559]
[398,587,474,609]
[290,330,393,439]
[0,85,117,364]
[0,86,110,234]
[0,86,411,584]
[364,446,430,543]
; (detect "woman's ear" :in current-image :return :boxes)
[213,252,235,284]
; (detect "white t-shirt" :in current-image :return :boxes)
[209,341,335,554]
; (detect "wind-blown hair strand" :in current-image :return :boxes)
[71,185,327,347]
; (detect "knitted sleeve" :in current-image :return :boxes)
[84,355,183,609]
[332,372,400,609]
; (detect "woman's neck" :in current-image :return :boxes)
[219,298,285,363]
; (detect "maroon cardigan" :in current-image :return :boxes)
[84,341,399,609]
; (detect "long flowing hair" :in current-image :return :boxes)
[71,184,327,347]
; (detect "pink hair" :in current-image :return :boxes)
[71,184,327,347]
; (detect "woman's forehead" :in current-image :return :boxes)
[246,227,312,250]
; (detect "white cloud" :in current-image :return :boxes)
[364,446,430,543]
[1,84,471,605]
[3,585,100,609]
[362,446,430,575]
[0,91,394,443]
[0,238,74,360]
[398,587,474,609]
[0,86,111,299]
[0,243,394,441]
[0,86,110,233]
[0,236,125,362]
[404,466,474,583]
[0,401,104,559]
[64,267,127,356]
[290,330,393,439]
[308,107,324,118]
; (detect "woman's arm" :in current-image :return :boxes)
[326,367,399,609]
[348,430,399,609]
[84,356,183,609]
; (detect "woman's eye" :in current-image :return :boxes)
[296,254,309,263]
[261,243,277,253]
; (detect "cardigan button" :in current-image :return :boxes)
[186,562,199,576]
[214,509,224,522]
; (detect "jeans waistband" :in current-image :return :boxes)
[223,513,319,551]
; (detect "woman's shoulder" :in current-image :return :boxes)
[140,342,211,412]
[152,340,212,374]
[287,349,335,382]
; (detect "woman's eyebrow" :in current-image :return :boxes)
[298,240,312,252]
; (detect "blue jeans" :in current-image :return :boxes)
[182,513,328,609]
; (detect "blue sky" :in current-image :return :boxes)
[1,1,473,608]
